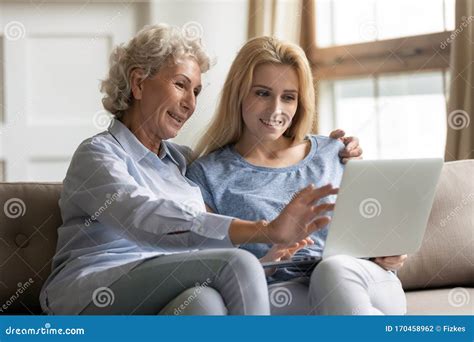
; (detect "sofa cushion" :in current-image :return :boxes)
[0,183,62,314]
[398,160,474,291]
[406,288,474,315]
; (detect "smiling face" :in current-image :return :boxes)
[241,63,299,143]
[131,56,202,141]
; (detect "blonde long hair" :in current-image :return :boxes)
[194,36,316,158]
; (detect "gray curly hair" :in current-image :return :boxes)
[100,23,211,118]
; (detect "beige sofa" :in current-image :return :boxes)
[0,160,472,315]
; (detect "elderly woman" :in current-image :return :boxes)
[39,24,360,315]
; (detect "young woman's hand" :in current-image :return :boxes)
[372,255,408,271]
[329,129,363,164]
[266,184,337,246]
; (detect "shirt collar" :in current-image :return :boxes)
[108,119,178,166]
[159,139,182,166]
[158,141,169,159]
[108,119,149,161]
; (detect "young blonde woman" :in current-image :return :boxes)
[187,36,407,315]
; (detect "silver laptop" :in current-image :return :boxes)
[323,158,443,259]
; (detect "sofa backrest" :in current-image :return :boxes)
[398,160,474,291]
[0,183,62,314]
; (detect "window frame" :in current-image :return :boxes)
[309,31,452,80]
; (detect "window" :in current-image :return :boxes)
[319,71,448,159]
[316,0,455,47]
[312,0,454,159]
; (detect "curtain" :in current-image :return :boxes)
[445,0,474,161]
[247,0,315,53]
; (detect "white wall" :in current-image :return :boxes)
[0,0,249,181]
[150,0,249,148]
[0,1,143,181]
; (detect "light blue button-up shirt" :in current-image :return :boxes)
[40,119,234,315]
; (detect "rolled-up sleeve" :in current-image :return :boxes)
[61,139,234,249]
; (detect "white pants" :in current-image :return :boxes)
[269,255,407,315]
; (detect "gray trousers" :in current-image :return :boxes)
[80,249,269,315]
[269,255,407,315]
[81,252,405,315]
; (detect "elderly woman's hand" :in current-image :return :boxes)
[260,237,314,264]
[372,255,408,271]
[260,237,314,277]
[329,129,363,164]
[267,184,337,246]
